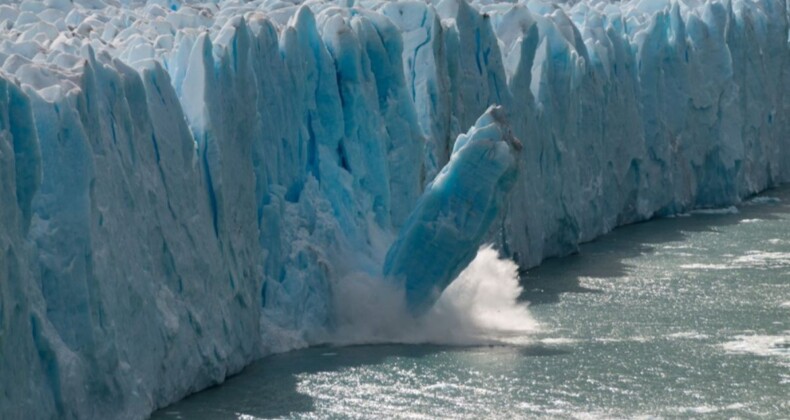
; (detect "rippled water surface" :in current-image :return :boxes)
[153,187,790,419]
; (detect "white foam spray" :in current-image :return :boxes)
[326,246,540,346]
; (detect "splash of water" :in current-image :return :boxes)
[327,246,539,346]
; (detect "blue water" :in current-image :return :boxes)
[153,187,790,419]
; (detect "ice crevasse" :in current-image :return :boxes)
[0,0,789,418]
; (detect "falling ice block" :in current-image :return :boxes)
[384,105,521,315]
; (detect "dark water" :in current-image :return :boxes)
[153,187,789,419]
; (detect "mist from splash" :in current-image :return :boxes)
[326,246,540,346]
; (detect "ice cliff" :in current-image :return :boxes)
[0,0,788,418]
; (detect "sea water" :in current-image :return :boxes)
[153,187,789,419]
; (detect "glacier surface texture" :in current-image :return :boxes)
[0,0,789,418]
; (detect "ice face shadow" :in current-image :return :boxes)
[150,343,570,419]
[519,186,790,305]
[149,345,430,420]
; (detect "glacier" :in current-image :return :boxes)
[0,0,788,418]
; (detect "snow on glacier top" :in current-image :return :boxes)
[0,0,776,101]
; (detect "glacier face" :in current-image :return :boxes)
[0,0,789,418]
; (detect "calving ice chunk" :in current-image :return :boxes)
[384,106,521,315]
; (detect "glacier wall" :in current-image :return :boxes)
[0,0,789,418]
